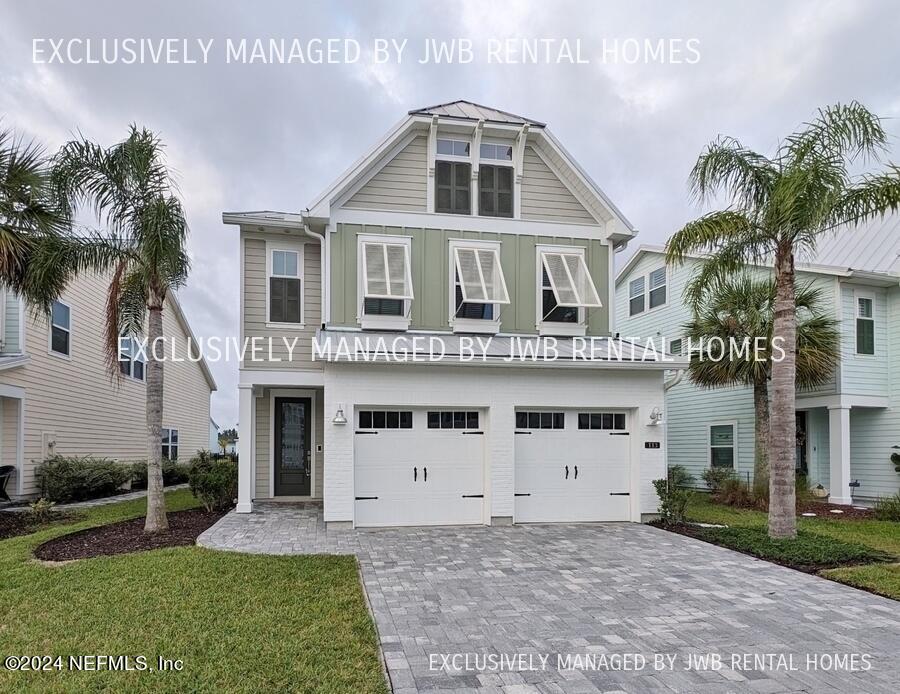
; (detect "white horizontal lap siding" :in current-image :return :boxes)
[344,136,427,211]
[323,364,665,523]
[0,272,211,495]
[242,236,322,370]
[521,147,595,225]
[4,292,21,353]
[840,284,887,397]
[1,399,18,470]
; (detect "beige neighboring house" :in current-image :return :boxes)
[0,272,217,499]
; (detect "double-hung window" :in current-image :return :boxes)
[161,428,179,460]
[119,335,146,381]
[49,300,71,356]
[709,423,735,468]
[269,248,303,325]
[537,247,602,334]
[359,236,414,329]
[628,277,645,316]
[856,294,875,355]
[648,267,667,309]
[450,241,509,330]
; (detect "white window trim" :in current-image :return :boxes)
[535,244,587,337]
[448,238,503,334]
[708,420,737,469]
[161,427,179,460]
[854,290,875,357]
[48,299,72,360]
[118,335,146,383]
[266,241,305,330]
[357,233,412,331]
[629,266,668,316]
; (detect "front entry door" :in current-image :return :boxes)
[274,397,311,496]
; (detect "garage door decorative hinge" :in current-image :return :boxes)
[609,492,630,496]
[609,432,630,436]
[514,493,531,497]
[461,494,484,498]
[355,496,379,500]
[355,431,379,435]
[461,431,484,435]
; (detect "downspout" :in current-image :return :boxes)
[302,220,326,328]
[664,368,684,391]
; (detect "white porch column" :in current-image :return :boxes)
[828,405,852,505]
[236,384,255,513]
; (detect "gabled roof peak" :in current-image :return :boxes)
[409,100,545,127]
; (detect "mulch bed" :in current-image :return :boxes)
[796,500,874,519]
[33,508,227,562]
[0,512,73,541]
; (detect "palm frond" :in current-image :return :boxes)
[690,136,777,208]
[824,164,900,229]
[665,209,764,265]
[781,101,888,166]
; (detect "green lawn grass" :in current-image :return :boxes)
[0,490,388,693]
[685,494,900,599]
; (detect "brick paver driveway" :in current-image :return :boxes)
[200,506,900,693]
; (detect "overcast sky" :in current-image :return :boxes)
[3,0,899,428]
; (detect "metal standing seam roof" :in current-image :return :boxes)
[801,213,900,274]
[408,100,546,127]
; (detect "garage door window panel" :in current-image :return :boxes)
[358,410,413,430]
[516,412,565,429]
[427,411,480,429]
[577,412,626,430]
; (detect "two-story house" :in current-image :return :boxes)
[615,214,900,506]
[0,272,217,499]
[224,101,685,528]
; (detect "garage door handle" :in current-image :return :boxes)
[424,466,427,482]
[610,492,630,496]
[565,465,569,479]
[514,431,532,435]
[413,467,417,481]
[574,465,578,479]
[610,432,630,436]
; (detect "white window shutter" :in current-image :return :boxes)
[362,241,413,300]
[454,247,510,304]
[541,252,602,308]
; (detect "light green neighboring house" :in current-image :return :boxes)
[614,215,900,505]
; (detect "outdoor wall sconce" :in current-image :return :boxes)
[332,404,347,425]
[648,407,663,426]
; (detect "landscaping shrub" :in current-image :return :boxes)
[35,456,130,503]
[701,467,736,492]
[716,476,754,508]
[188,450,237,512]
[652,465,696,525]
[874,492,900,521]
[693,526,893,570]
[130,460,190,489]
[28,497,56,523]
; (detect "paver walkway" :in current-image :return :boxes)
[1,484,188,513]
[200,504,900,693]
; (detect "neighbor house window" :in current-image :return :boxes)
[856,295,874,355]
[119,335,146,381]
[648,267,667,309]
[269,249,302,324]
[435,161,471,214]
[161,428,179,460]
[50,300,71,356]
[669,338,682,356]
[478,165,513,217]
[629,277,645,316]
[709,424,735,468]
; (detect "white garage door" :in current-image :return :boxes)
[354,409,485,527]
[515,410,631,523]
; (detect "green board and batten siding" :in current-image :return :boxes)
[329,224,610,335]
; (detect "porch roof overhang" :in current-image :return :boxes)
[0,355,30,373]
[314,329,688,370]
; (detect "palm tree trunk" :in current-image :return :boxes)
[752,377,770,501]
[768,243,797,538]
[144,292,168,533]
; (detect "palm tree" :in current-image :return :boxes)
[684,276,839,499]
[52,126,190,533]
[666,102,900,538]
[0,128,120,310]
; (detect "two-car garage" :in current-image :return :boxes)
[352,406,632,527]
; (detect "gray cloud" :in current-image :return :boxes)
[2,0,899,427]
